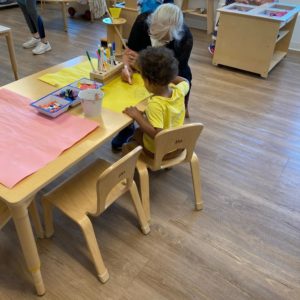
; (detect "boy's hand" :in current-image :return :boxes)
[123,106,143,120]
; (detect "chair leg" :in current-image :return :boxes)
[28,199,44,238]
[129,182,150,235]
[136,161,150,222]
[42,198,55,238]
[78,216,109,283]
[190,153,203,210]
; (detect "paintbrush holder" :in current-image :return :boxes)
[90,61,124,84]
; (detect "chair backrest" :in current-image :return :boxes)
[0,200,11,230]
[95,146,143,215]
[148,123,204,170]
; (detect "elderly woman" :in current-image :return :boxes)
[111,4,193,151]
[122,4,192,100]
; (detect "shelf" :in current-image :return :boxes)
[276,30,289,43]
[183,8,207,18]
[268,50,286,72]
[0,0,17,7]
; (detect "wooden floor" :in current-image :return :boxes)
[1,5,300,300]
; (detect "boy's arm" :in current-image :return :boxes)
[123,106,162,139]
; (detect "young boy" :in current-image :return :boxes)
[122,46,189,157]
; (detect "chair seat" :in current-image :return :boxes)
[44,159,109,220]
[0,201,11,229]
[139,150,187,171]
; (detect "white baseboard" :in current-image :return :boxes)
[289,41,300,51]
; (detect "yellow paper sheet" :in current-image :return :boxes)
[38,60,150,112]
[38,59,97,88]
[102,73,150,112]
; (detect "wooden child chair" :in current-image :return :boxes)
[42,146,150,283]
[136,123,204,221]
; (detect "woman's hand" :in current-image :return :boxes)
[121,65,133,84]
[124,48,139,66]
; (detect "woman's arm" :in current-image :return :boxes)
[121,13,151,84]
[171,76,189,85]
[173,25,193,76]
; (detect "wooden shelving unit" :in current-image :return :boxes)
[212,3,300,78]
[182,0,214,35]
[117,0,138,39]
[117,0,215,38]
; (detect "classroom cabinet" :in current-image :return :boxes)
[212,2,300,78]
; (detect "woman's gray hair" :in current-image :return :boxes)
[148,4,184,42]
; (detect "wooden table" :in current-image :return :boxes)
[0,56,134,295]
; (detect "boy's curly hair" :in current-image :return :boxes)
[137,47,178,86]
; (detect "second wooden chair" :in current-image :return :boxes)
[42,146,149,283]
[136,123,204,221]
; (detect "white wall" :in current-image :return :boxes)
[185,0,300,51]
[280,0,300,50]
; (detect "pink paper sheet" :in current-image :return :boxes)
[0,89,99,188]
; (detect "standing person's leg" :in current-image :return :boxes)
[17,0,41,48]
[208,0,226,55]
[19,0,51,54]
[25,0,51,54]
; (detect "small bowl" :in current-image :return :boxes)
[30,95,70,118]
[109,7,122,19]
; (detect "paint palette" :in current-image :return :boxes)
[69,78,103,90]
[31,95,70,118]
[54,86,81,107]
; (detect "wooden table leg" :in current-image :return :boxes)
[61,2,68,32]
[206,0,214,35]
[28,199,44,239]
[5,31,18,80]
[10,204,46,296]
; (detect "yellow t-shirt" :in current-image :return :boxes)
[143,81,189,153]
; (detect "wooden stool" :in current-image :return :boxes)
[0,25,18,80]
[102,17,126,56]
